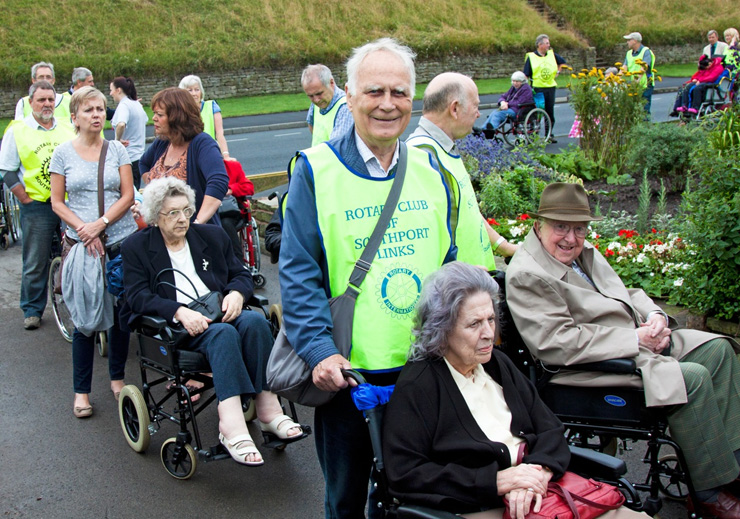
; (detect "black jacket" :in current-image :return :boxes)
[382,350,569,513]
[120,224,253,329]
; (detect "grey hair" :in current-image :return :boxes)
[301,64,333,88]
[29,80,56,100]
[408,261,500,362]
[346,37,416,97]
[536,34,550,47]
[31,61,55,80]
[179,75,205,101]
[69,87,107,134]
[72,67,92,85]
[422,79,466,114]
[708,29,719,38]
[141,177,196,225]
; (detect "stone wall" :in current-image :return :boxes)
[0,49,598,118]
[597,44,702,70]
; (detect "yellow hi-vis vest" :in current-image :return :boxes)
[407,134,496,271]
[625,46,656,89]
[304,142,453,372]
[200,100,216,140]
[21,94,72,125]
[311,97,347,147]
[10,120,76,202]
[527,50,558,88]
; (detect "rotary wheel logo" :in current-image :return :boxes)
[376,264,422,318]
[540,66,556,81]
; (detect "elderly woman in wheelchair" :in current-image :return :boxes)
[484,71,534,131]
[121,177,304,467]
[383,262,647,519]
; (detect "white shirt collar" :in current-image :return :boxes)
[23,113,57,131]
[355,130,399,178]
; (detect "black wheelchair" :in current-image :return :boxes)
[118,293,310,479]
[343,368,638,519]
[493,271,697,517]
[480,102,552,147]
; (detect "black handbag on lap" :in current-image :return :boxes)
[153,268,224,323]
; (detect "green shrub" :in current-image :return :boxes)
[624,122,706,189]
[671,106,740,319]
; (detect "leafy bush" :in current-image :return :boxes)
[568,66,646,175]
[478,165,548,218]
[457,134,539,190]
[624,122,706,189]
[671,106,740,319]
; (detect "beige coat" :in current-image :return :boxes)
[505,229,727,407]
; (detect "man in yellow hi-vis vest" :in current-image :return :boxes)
[524,34,568,143]
[0,81,75,330]
[624,32,656,115]
[302,64,354,146]
[14,62,71,126]
[407,72,518,269]
[281,39,455,518]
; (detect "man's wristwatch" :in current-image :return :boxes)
[101,216,110,227]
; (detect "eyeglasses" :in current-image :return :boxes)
[159,207,195,220]
[548,222,589,238]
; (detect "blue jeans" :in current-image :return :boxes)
[315,387,384,519]
[19,200,60,318]
[73,300,130,393]
[643,85,654,115]
[485,108,516,129]
[186,310,273,401]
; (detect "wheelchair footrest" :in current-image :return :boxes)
[261,424,312,450]
[199,444,232,463]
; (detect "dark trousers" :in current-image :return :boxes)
[185,310,273,401]
[315,388,383,519]
[131,160,141,190]
[73,300,129,393]
[534,85,556,128]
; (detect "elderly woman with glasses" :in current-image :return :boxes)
[383,261,648,519]
[506,183,740,519]
[121,177,305,467]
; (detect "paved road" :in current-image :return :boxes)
[0,239,689,519]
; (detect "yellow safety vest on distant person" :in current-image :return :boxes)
[527,50,558,88]
[625,46,656,89]
[10,120,76,202]
[311,97,347,147]
[200,100,216,140]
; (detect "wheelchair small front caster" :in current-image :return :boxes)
[253,273,266,289]
[161,437,197,480]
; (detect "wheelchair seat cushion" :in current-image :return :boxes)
[175,349,211,372]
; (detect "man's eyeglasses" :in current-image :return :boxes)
[548,222,588,238]
[160,207,195,220]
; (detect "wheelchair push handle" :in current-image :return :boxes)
[341,368,367,386]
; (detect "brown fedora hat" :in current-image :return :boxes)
[531,183,603,222]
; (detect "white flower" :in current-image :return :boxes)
[635,253,646,263]
[607,242,621,251]
[616,256,624,263]
[674,278,684,287]
[510,225,526,237]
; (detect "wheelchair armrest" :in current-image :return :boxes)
[248,293,268,308]
[137,315,169,333]
[568,445,627,479]
[566,359,637,374]
[396,504,460,519]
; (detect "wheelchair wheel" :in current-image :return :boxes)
[3,187,21,242]
[253,274,266,289]
[500,119,520,147]
[0,233,7,250]
[250,217,261,272]
[161,438,197,480]
[96,330,108,357]
[269,303,283,338]
[524,108,552,144]
[49,256,74,343]
[657,452,689,501]
[119,385,151,453]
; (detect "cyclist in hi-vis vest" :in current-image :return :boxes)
[407,72,518,270]
[0,81,75,330]
[301,64,354,147]
[280,39,455,519]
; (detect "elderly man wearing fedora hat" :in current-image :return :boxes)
[506,183,740,518]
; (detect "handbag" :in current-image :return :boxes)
[53,141,109,295]
[265,143,409,407]
[153,268,224,323]
[218,194,242,218]
[503,443,625,519]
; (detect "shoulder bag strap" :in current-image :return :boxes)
[97,140,109,219]
[152,267,201,300]
[347,141,407,291]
